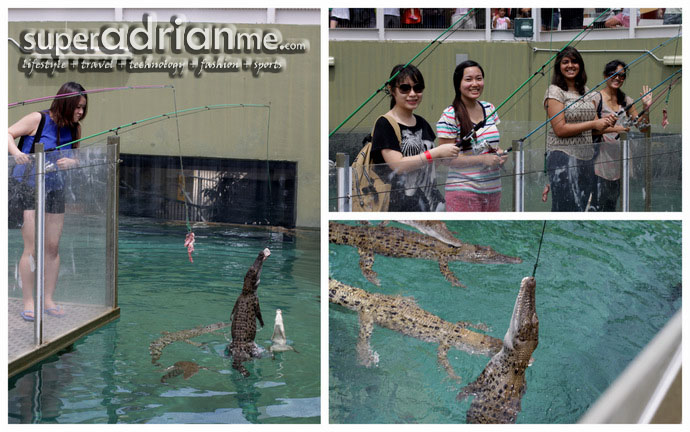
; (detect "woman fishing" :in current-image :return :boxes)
[8,81,87,321]
[592,60,652,211]
[437,60,507,211]
[543,47,617,212]
[371,64,459,211]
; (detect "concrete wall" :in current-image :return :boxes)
[329,38,682,138]
[8,17,320,228]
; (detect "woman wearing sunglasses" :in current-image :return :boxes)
[436,60,507,211]
[371,64,460,211]
[543,46,617,212]
[592,60,651,211]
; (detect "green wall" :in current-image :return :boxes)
[9,21,320,228]
[329,38,682,137]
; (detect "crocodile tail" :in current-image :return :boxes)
[233,358,251,377]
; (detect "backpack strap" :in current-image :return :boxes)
[596,92,603,119]
[380,113,402,145]
[17,110,47,154]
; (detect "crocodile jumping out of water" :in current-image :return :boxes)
[457,276,539,423]
[329,221,522,288]
[226,248,271,377]
[329,278,503,381]
[149,321,231,366]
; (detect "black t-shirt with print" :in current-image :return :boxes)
[371,114,443,211]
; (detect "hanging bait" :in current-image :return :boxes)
[184,232,196,263]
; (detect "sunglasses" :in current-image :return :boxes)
[609,72,626,81]
[396,83,425,94]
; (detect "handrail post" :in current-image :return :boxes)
[336,153,352,212]
[513,140,525,212]
[620,132,630,212]
[34,143,45,345]
[106,136,120,309]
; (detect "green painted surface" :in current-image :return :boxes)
[329,38,682,135]
[9,21,320,228]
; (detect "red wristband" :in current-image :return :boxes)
[424,150,432,162]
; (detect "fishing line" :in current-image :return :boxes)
[414,9,478,69]
[518,34,682,144]
[330,146,681,204]
[459,8,612,143]
[622,76,682,127]
[342,92,388,138]
[532,221,547,278]
[55,104,271,149]
[329,8,477,138]
[8,85,174,108]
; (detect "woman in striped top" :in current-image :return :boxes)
[437,60,507,211]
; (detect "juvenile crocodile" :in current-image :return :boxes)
[363,220,463,247]
[149,321,231,366]
[270,309,297,355]
[160,361,210,383]
[329,221,522,288]
[457,276,539,423]
[329,278,503,381]
[399,221,464,247]
[226,248,271,377]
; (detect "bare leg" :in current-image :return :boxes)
[19,210,36,316]
[44,213,65,312]
[19,211,65,316]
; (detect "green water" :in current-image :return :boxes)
[329,220,681,424]
[8,217,320,424]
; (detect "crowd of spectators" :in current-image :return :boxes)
[329,8,681,30]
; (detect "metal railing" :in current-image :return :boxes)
[330,133,681,212]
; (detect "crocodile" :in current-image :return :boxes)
[270,309,297,355]
[457,276,539,423]
[160,361,210,383]
[329,221,522,288]
[149,321,231,366]
[362,220,463,247]
[329,278,503,381]
[226,248,271,377]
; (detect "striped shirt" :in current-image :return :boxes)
[436,101,502,193]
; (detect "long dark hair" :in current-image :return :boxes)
[49,82,87,145]
[451,60,484,148]
[552,46,587,95]
[603,59,628,108]
[386,64,425,109]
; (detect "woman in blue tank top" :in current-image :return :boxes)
[8,82,88,321]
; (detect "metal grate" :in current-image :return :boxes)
[8,298,113,363]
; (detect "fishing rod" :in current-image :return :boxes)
[8,84,174,108]
[618,76,682,128]
[503,72,682,154]
[458,8,612,144]
[512,31,683,144]
[340,9,480,138]
[55,103,271,150]
[517,67,682,147]
[328,8,477,138]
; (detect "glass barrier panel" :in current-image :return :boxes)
[46,143,113,341]
[332,133,680,212]
[8,142,115,361]
[8,151,40,360]
[628,134,682,211]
